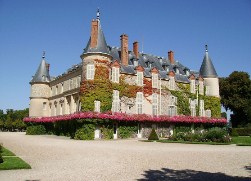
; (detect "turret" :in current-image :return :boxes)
[199,45,219,97]
[29,52,51,117]
[80,9,112,61]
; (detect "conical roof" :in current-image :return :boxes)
[30,55,50,83]
[81,11,110,57]
[199,45,218,78]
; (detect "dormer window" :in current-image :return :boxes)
[190,79,196,93]
[174,67,179,74]
[137,72,143,86]
[133,59,138,66]
[185,69,190,76]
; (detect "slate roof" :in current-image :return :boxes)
[199,46,218,78]
[108,46,191,83]
[30,57,50,83]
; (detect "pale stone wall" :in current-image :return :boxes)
[30,84,50,98]
[204,78,219,97]
[29,98,50,117]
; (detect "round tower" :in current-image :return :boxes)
[199,45,219,97]
[29,52,51,117]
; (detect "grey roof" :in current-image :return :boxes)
[199,48,218,78]
[82,20,110,56]
[108,46,191,83]
[30,58,50,83]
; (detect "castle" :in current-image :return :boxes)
[28,11,221,138]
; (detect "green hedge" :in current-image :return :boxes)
[118,125,137,139]
[171,127,230,143]
[26,125,46,135]
[148,128,159,140]
[231,128,251,136]
[0,144,3,163]
[74,124,95,140]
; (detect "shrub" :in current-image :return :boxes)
[175,126,191,134]
[100,125,113,139]
[118,125,137,139]
[74,124,95,140]
[148,128,159,140]
[204,127,230,142]
[230,128,239,136]
[0,144,3,163]
[26,125,46,135]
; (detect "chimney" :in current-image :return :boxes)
[168,51,174,64]
[133,41,139,59]
[90,20,98,48]
[46,63,50,72]
[120,34,128,66]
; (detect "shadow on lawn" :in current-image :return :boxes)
[138,167,250,181]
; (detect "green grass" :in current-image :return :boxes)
[0,147,31,170]
[231,136,251,146]
[2,147,15,156]
[0,157,31,170]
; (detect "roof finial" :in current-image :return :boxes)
[97,8,100,20]
[42,51,45,59]
[205,45,208,52]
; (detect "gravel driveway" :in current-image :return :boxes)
[0,132,250,181]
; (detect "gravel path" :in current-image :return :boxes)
[0,132,250,181]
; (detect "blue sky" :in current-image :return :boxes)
[0,0,251,112]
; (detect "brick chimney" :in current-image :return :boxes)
[46,63,50,72]
[133,41,139,59]
[168,51,174,65]
[120,34,128,66]
[90,20,98,48]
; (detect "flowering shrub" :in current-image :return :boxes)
[24,112,227,125]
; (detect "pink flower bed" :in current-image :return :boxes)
[23,112,227,125]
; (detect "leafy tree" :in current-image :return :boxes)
[220,71,251,127]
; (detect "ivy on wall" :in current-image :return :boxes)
[80,61,221,118]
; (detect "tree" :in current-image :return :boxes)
[220,71,251,127]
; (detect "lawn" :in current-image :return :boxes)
[231,136,251,146]
[0,147,31,170]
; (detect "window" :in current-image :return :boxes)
[199,81,204,95]
[77,76,81,87]
[86,64,95,80]
[168,106,177,116]
[169,77,175,90]
[169,95,177,106]
[134,59,138,66]
[137,72,143,86]
[185,70,190,76]
[205,86,210,95]
[190,80,196,93]
[205,110,211,117]
[152,73,158,88]
[55,85,58,95]
[112,90,120,112]
[43,102,46,110]
[199,100,205,116]
[69,79,73,90]
[168,95,177,116]
[175,68,179,74]
[189,98,196,117]
[112,67,119,83]
[94,100,100,112]
[152,93,158,116]
[136,92,143,114]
